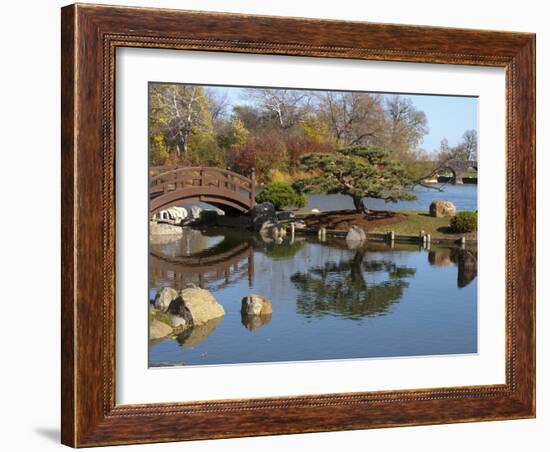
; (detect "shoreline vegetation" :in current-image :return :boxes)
[149,84,478,245]
[300,209,476,241]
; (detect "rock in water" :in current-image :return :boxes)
[345,225,366,249]
[429,200,457,218]
[170,287,225,326]
[241,294,273,316]
[249,202,277,231]
[190,205,203,219]
[153,287,179,312]
[149,318,172,340]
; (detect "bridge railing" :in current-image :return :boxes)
[150,166,256,203]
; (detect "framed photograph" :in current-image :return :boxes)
[61,3,535,447]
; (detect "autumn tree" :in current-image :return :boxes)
[228,134,287,182]
[149,84,213,160]
[217,117,250,149]
[294,146,416,212]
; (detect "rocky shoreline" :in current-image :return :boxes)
[150,284,274,342]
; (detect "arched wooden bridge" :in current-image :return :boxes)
[150,166,255,214]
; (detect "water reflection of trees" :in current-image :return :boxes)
[290,250,416,320]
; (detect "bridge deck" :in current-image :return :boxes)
[149,166,255,214]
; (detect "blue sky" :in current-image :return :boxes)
[207,86,477,155]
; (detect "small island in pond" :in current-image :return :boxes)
[148,83,478,367]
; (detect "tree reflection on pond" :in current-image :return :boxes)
[291,250,416,320]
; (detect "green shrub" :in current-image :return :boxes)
[450,211,478,233]
[256,182,307,210]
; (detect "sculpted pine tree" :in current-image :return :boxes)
[294,146,416,212]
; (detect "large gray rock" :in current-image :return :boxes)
[149,318,173,340]
[249,202,277,231]
[166,206,188,221]
[429,200,457,218]
[153,287,179,312]
[241,294,273,316]
[190,205,203,219]
[345,225,366,249]
[169,287,225,326]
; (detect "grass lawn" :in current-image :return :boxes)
[368,210,477,240]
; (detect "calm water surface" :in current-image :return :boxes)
[307,184,478,212]
[149,227,477,367]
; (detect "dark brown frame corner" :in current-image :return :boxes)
[61,3,536,447]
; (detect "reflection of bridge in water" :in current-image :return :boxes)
[149,241,254,291]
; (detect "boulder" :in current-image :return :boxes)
[429,200,457,218]
[190,205,203,219]
[345,225,366,249]
[169,287,225,326]
[153,287,179,312]
[166,206,188,221]
[249,202,277,231]
[171,315,188,329]
[241,294,273,316]
[149,318,173,340]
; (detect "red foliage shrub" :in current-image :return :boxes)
[228,134,287,181]
[285,136,335,171]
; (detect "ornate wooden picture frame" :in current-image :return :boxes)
[61,3,535,447]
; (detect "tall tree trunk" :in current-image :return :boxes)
[352,195,364,213]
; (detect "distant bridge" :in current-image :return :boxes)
[150,166,256,214]
[434,160,477,185]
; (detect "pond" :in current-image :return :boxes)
[306,183,478,212]
[149,228,477,367]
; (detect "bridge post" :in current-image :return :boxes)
[250,168,256,205]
